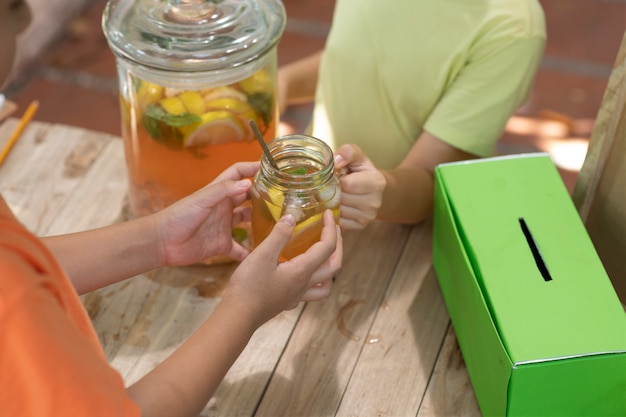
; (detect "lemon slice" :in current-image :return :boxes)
[179,91,206,115]
[239,69,272,94]
[205,97,253,114]
[159,96,186,115]
[183,111,246,147]
[265,187,284,221]
[293,212,324,235]
[202,86,247,102]
[137,81,164,109]
[164,87,184,97]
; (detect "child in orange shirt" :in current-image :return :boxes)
[0,1,342,416]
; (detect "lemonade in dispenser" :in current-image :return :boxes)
[103,0,286,217]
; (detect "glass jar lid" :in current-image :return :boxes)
[103,0,286,72]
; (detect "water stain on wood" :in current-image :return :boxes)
[146,264,234,299]
[63,139,101,177]
[194,279,229,298]
[127,334,151,348]
[34,125,49,144]
[336,299,364,341]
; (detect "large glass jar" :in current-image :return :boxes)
[252,134,341,261]
[103,0,285,217]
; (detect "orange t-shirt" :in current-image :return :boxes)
[0,198,141,416]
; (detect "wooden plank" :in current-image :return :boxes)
[0,120,115,235]
[254,221,412,417]
[335,221,450,417]
[418,325,481,417]
[106,266,237,383]
[205,303,303,417]
[44,138,128,235]
[572,32,626,303]
[84,272,165,360]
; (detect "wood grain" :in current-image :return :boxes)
[418,326,481,417]
[335,221,450,417]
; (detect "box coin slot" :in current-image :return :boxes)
[519,217,553,282]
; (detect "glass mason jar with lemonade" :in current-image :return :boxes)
[103,0,286,217]
[252,135,341,261]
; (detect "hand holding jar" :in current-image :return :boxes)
[251,135,341,261]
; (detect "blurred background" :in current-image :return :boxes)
[4,0,626,193]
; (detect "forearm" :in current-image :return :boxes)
[42,215,162,294]
[126,299,258,417]
[279,50,323,107]
[377,167,434,225]
[376,131,478,225]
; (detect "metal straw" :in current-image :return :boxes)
[249,119,279,170]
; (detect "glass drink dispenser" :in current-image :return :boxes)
[103,0,286,217]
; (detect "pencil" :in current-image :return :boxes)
[0,100,39,166]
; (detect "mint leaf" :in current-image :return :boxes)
[162,112,201,127]
[144,103,167,120]
[144,104,201,127]
[142,112,162,139]
[231,227,248,244]
[142,103,201,139]
[248,92,273,127]
[132,77,143,93]
[286,166,307,175]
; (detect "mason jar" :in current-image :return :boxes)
[251,134,341,260]
[102,0,286,217]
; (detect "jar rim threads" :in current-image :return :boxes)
[260,134,335,191]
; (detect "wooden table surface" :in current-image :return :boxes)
[0,118,482,417]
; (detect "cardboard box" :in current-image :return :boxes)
[432,154,626,416]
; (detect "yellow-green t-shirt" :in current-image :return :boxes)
[312,0,546,169]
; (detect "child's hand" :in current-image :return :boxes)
[153,161,260,267]
[223,210,342,327]
[333,144,386,230]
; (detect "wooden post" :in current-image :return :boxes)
[573,31,626,305]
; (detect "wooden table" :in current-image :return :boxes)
[0,118,482,417]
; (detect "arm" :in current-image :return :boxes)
[378,130,478,223]
[43,162,260,295]
[42,215,162,295]
[125,210,342,417]
[277,50,323,114]
[334,131,477,229]
[4,209,341,417]
[327,12,544,230]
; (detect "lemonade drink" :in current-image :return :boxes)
[251,136,341,261]
[119,64,277,216]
